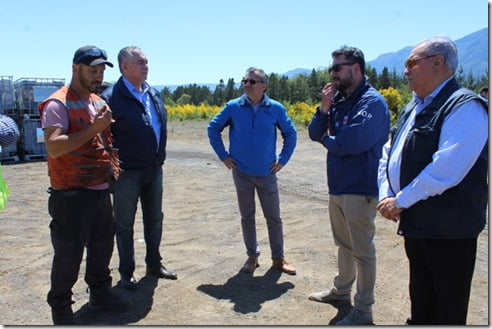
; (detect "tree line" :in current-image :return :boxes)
[161,65,488,115]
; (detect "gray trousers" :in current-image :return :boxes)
[329,194,377,312]
[232,169,284,259]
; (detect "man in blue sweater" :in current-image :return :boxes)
[208,67,297,275]
[308,46,390,325]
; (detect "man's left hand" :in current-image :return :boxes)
[270,162,283,174]
[376,197,403,222]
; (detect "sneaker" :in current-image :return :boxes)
[308,288,351,304]
[336,307,373,325]
[272,258,296,275]
[89,290,131,311]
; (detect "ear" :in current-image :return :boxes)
[121,61,130,72]
[353,62,362,75]
[433,54,444,67]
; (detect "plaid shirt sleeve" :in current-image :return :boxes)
[0,114,20,147]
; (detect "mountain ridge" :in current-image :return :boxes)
[368,28,488,77]
[157,28,488,91]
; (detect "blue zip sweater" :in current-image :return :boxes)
[208,94,297,176]
[308,77,390,196]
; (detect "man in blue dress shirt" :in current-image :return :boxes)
[377,36,488,325]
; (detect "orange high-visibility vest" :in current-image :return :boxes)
[39,86,119,190]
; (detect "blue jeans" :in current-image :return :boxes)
[232,169,284,259]
[113,166,164,276]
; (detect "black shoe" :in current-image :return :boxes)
[51,307,74,325]
[89,290,131,311]
[146,264,177,280]
[120,275,138,290]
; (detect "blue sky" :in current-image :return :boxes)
[0,0,488,86]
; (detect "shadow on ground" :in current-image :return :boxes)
[73,275,159,325]
[197,268,295,314]
[327,301,353,325]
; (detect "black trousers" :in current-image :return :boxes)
[404,237,477,325]
[46,188,114,310]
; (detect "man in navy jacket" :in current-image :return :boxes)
[104,46,177,291]
[308,46,390,325]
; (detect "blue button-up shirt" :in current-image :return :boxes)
[378,78,488,208]
[122,77,162,150]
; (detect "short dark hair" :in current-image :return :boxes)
[246,67,269,85]
[332,46,365,75]
[480,86,488,93]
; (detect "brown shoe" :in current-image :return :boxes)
[241,256,259,273]
[272,258,296,275]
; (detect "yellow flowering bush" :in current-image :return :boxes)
[167,104,221,121]
[379,87,403,124]
[287,102,317,126]
[167,102,318,126]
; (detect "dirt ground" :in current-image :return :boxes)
[0,120,488,325]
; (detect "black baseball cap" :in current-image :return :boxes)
[73,45,113,67]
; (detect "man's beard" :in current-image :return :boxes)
[80,78,100,94]
[332,74,353,93]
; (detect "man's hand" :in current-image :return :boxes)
[376,197,403,222]
[270,161,283,174]
[222,156,236,170]
[94,105,114,131]
[320,82,335,113]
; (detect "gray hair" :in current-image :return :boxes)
[418,36,458,73]
[117,46,143,73]
[246,67,269,85]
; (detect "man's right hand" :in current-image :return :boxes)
[222,156,237,170]
[94,105,114,130]
[320,82,335,113]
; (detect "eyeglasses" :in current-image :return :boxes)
[404,54,437,69]
[74,48,108,65]
[328,62,355,73]
[241,78,262,85]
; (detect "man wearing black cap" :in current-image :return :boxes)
[39,45,130,325]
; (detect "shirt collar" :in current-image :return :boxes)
[122,76,150,98]
[239,93,271,106]
[413,76,454,107]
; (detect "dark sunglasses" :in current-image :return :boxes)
[74,48,108,64]
[241,78,262,85]
[328,62,355,73]
[404,54,437,69]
